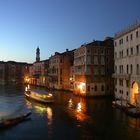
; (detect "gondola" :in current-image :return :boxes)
[0,111,31,128]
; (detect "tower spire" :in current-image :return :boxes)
[36,46,40,62]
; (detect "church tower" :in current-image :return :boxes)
[36,46,40,62]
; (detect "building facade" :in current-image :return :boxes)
[48,49,74,90]
[0,61,29,85]
[74,37,114,96]
[29,60,49,87]
[0,61,6,85]
[113,22,140,106]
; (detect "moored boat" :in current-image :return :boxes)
[0,111,31,128]
[25,90,54,104]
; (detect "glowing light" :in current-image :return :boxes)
[25,87,28,92]
[27,84,30,90]
[69,77,73,81]
[69,99,72,103]
[77,102,82,112]
[77,82,86,94]
[46,107,53,125]
[68,99,73,108]
[48,93,52,97]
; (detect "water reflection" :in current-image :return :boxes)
[1,86,140,140]
[25,99,53,116]
[67,97,92,123]
[46,107,53,125]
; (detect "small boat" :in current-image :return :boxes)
[25,90,54,104]
[0,111,31,128]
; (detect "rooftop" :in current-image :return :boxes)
[115,20,140,39]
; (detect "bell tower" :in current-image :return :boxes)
[36,46,40,62]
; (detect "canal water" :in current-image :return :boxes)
[0,85,140,140]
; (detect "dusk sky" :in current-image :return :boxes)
[0,0,140,63]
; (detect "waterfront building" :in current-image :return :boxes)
[0,61,6,85]
[29,60,49,86]
[48,49,74,90]
[0,61,29,85]
[74,37,114,96]
[113,21,140,106]
[5,61,29,84]
[29,47,49,87]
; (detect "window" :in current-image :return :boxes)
[115,41,117,47]
[119,51,121,58]
[130,34,133,40]
[119,65,121,73]
[136,64,139,74]
[101,85,104,91]
[126,80,129,87]
[114,79,117,85]
[119,39,123,45]
[119,79,123,86]
[119,40,121,45]
[126,92,129,96]
[121,39,123,44]
[60,68,62,75]
[60,77,62,84]
[107,85,109,91]
[127,49,129,56]
[131,48,133,55]
[94,85,97,91]
[87,86,90,92]
[130,64,133,74]
[122,65,123,73]
[136,31,139,38]
[126,36,128,42]
[127,65,129,74]
[115,52,117,59]
[136,45,139,54]
[115,65,117,73]
[101,50,104,54]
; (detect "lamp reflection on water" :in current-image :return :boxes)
[26,100,33,109]
[46,107,53,125]
[67,98,92,123]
